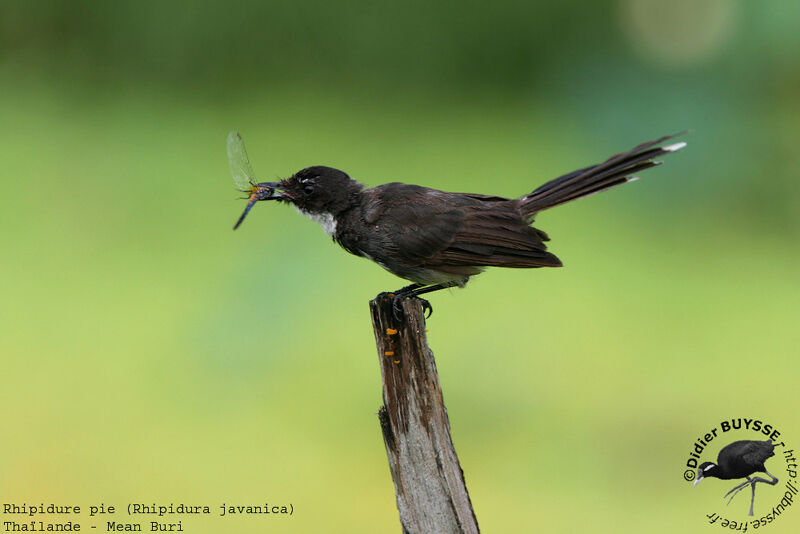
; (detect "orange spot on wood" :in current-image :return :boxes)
[393,360,401,364]
[386,328,398,335]
[385,351,395,356]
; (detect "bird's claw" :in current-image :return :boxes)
[392,295,433,320]
[419,298,433,318]
[372,291,406,322]
[377,292,433,322]
[391,295,406,321]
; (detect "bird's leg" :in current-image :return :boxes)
[379,282,459,321]
[376,284,422,322]
[724,477,752,506]
[398,281,460,319]
[724,470,778,515]
[746,472,780,487]
[376,284,422,301]
[742,470,779,516]
[760,469,779,486]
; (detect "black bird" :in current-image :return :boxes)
[229,132,686,316]
[694,440,778,516]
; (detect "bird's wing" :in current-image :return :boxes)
[364,184,467,264]
[432,202,562,268]
[742,441,775,466]
[718,440,774,472]
[366,184,561,269]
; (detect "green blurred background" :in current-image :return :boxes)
[2,0,799,532]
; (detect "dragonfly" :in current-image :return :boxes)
[227,131,281,229]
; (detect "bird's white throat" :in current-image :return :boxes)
[296,207,337,237]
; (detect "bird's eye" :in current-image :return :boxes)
[303,184,314,195]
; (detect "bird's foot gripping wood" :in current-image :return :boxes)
[394,296,432,320]
[374,291,432,322]
[377,284,423,321]
[376,282,459,321]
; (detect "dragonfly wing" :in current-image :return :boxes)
[227,131,257,192]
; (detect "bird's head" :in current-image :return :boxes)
[694,462,718,487]
[270,166,363,216]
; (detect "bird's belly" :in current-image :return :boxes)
[358,252,479,286]
[386,263,471,285]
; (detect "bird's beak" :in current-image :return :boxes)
[255,181,287,200]
[693,475,703,487]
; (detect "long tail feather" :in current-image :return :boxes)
[519,132,687,216]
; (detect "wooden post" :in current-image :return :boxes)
[370,297,480,534]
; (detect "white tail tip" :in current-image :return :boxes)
[663,141,687,152]
[627,176,641,182]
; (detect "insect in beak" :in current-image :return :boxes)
[233,182,284,230]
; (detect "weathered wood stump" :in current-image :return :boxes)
[370,297,479,534]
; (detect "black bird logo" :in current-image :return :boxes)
[694,439,779,516]
[228,132,686,316]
